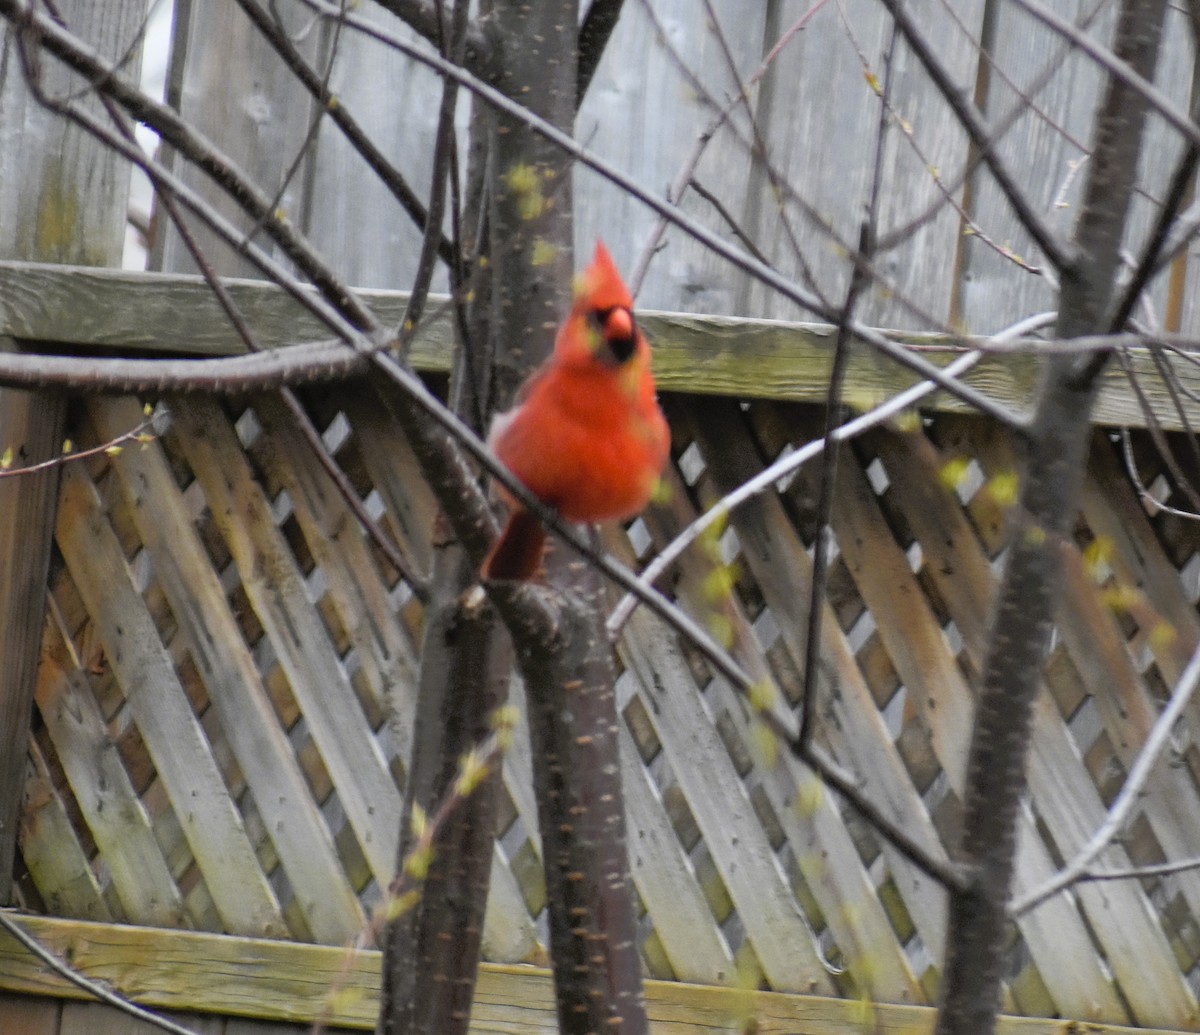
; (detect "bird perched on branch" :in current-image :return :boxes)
[482,242,671,581]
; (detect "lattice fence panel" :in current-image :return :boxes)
[14,388,1200,1025]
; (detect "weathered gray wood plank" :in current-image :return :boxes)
[0,0,148,900]
[155,0,322,278]
[957,0,1106,330]
[298,5,465,293]
[89,396,364,944]
[7,913,1200,1035]
[574,0,766,316]
[34,620,185,927]
[55,462,286,938]
[741,0,983,329]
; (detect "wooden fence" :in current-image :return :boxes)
[1,262,1200,1031]
[4,0,1200,1031]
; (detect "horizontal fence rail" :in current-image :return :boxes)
[1,261,1198,430]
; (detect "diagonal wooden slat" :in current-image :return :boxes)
[55,462,285,938]
[1057,545,1200,921]
[88,397,363,943]
[169,395,402,886]
[337,388,439,583]
[616,715,737,986]
[505,643,733,981]
[929,420,1200,954]
[250,393,421,756]
[921,420,1200,902]
[19,742,111,922]
[479,842,540,965]
[1082,431,1200,684]
[34,620,184,927]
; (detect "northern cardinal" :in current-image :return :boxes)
[482,242,670,580]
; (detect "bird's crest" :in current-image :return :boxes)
[576,241,633,311]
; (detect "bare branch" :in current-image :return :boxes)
[281,0,1031,430]
[875,0,1075,271]
[1119,426,1200,520]
[231,0,457,267]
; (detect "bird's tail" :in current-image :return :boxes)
[481,508,547,581]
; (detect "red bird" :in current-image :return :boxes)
[482,242,670,580]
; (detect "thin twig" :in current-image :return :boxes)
[0,911,204,1035]
[606,312,1057,637]
[0,410,157,477]
[1120,426,1200,520]
[231,0,456,265]
[1011,641,1200,916]
[875,0,1075,272]
[800,21,894,750]
[1076,855,1200,882]
[688,177,771,265]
